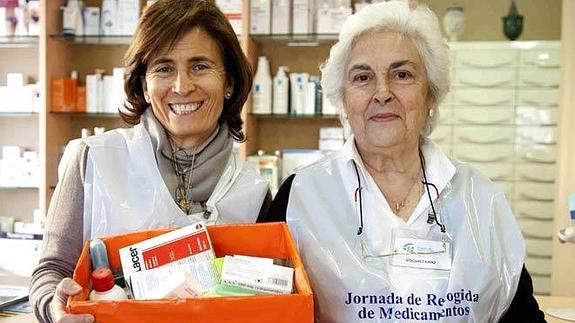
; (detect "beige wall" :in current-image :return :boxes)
[423,0,561,41]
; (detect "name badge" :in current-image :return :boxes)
[390,237,452,271]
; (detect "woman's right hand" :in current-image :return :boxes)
[49,278,95,323]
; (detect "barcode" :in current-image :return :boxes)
[268,277,288,286]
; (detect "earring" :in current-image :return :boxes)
[428,109,435,117]
[225,91,232,99]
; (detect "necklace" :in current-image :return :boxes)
[391,176,422,214]
[169,138,197,215]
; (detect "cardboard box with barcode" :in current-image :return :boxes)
[67,222,313,323]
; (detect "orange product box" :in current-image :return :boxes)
[76,86,86,112]
[51,78,77,112]
[68,222,314,323]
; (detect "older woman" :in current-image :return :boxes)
[30,1,268,322]
[268,2,544,322]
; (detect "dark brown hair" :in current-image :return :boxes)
[121,0,252,142]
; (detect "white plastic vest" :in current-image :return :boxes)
[78,123,268,241]
[287,138,524,323]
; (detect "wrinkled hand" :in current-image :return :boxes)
[50,278,94,323]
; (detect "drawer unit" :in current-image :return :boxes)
[525,238,553,257]
[525,256,553,275]
[453,145,514,163]
[518,218,554,239]
[516,144,557,164]
[515,183,556,202]
[429,125,451,144]
[453,126,515,144]
[454,108,514,125]
[472,163,514,182]
[517,89,560,108]
[453,69,516,88]
[454,49,516,69]
[453,89,514,107]
[514,200,555,220]
[516,107,557,126]
[518,69,560,88]
[515,164,556,183]
[516,127,557,145]
[531,274,551,295]
[495,181,514,199]
[437,107,452,125]
[520,48,561,69]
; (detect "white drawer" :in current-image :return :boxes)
[516,144,557,164]
[429,125,451,143]
[454,108,514,125]
[525,257,553,275]
[525,238,553,257]
[518,69,561,88]
[453,145,514,163]
[453,69,516,88]
[472,163,514,182]
[441,92,453,106]
[517,89,560,107]
[495,181,514,199]
[516,107,557,126]
[453,89,514,107]
[531,275,551,295]
[516,127,557,145]
[437,108,452,125]
[520,48,561,68]
[515,164,556,183]
[519,218,554,239]
[453,126,515,144]
[514,200,555,220]
[515,183,556,202]
[455,49,516,69]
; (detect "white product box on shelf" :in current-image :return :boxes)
[250,0,271,35]
[272,0,290,34]
[216,0,242,34]
[83,7,100,36]
[118,0,139,35]
[316,6,351,34]
[292,0,313,34]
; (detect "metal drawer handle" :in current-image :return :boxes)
[459,99,510,106]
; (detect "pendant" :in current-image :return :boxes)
[178,197,190,214]
[394,201,405,213]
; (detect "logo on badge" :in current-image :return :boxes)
[403,243,416,254]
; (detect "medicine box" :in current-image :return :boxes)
[68,223,313,323]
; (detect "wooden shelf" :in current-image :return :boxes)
[50,34,132,45]
[0,186,39,190]
[0,36,38,48]
[250,113,339,120]
[0,112,38,117]
[250,34,338,46]
[50,111,121,118]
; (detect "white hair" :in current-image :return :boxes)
[321,1,450,137]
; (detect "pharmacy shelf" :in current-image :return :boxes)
[250,113,339,120]
[50,34,132,45]
[0,186,39,190]
[0,112,38,117]
[50,111,121,118]
[250,34,338,46]
[0,36,38,48]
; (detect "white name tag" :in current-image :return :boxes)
[390,237,452,270]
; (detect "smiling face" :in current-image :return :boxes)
[343,30,434,154]
[144,28,232,149]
